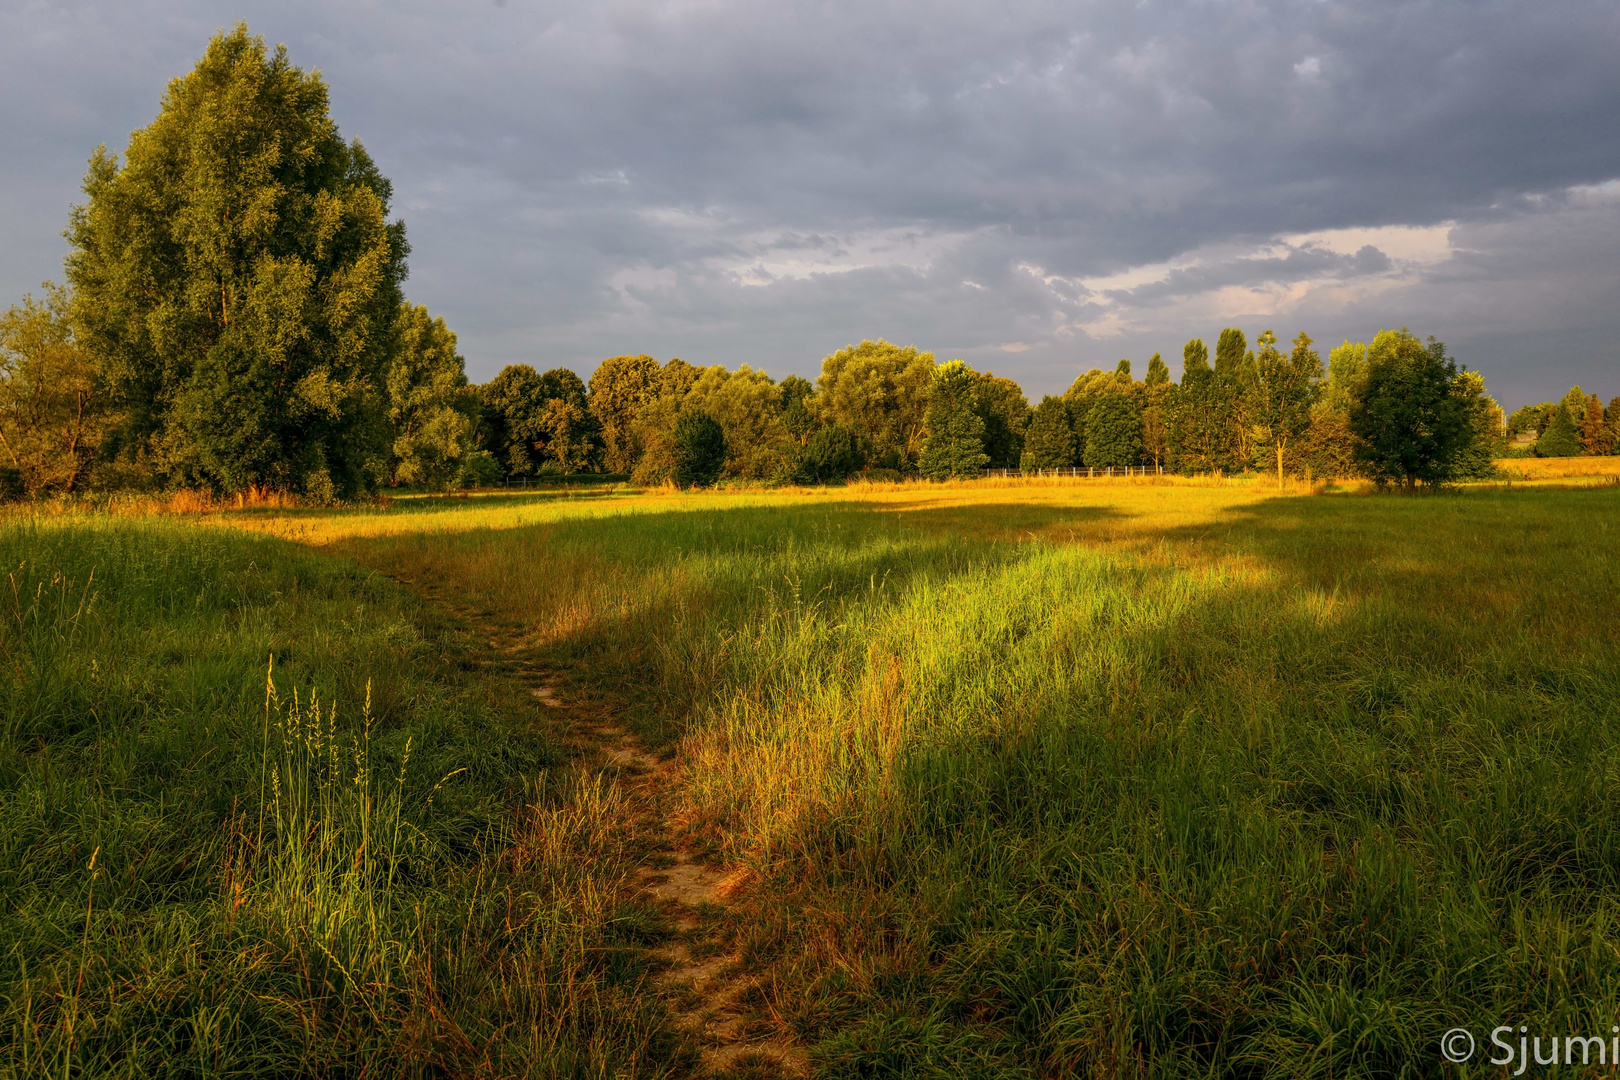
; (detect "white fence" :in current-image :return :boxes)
[979,465,1165,479]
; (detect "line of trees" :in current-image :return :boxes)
[4,26,1614,500]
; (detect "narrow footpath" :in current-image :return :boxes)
[405,577,808,1078]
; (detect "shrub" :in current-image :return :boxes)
[671,409,727,488]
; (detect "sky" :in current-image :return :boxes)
[3,0,1618,409]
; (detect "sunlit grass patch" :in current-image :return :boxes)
[322,482,1620,1076]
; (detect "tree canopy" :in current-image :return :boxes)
[66,25,407,498]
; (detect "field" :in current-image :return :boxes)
[4,474,1618,1077]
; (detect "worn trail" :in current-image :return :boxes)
[402,579,806,1078]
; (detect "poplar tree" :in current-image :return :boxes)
[1249,330,1323,487]
[66,25,407,497]
[1020,396,1078,470]
[919,360,988,480]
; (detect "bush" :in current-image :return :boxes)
[454,450,503,489]
[671,409,727,488]
[797,425,863,484]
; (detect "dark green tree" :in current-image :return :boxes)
[66,25,407,498]
[1536,404,1581,458]
[1020,396,1078,470]
[796,424,862,483]
[1169,337,1240,473]
[1349,329,1474,487]
[919,360,988,480]
[671,408,726,487]
[974,372,1031,468]
[1083,392,1142,468]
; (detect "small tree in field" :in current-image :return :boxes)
[919,360,988,480]
[1349,329,1473,487]
[1249,330,1323,487]
[671,409,726,487]
[1536,404,1581,458]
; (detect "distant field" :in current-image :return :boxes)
[5,479,1618,1077]
[1493,455,1620,482]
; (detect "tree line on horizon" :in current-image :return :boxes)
[3,26,1617,502]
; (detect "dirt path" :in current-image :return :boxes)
[405,581,807,1078]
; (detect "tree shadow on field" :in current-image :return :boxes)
[226,485,621,524]
[848,499,1128,543]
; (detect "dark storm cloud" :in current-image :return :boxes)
[2,0,1617,405]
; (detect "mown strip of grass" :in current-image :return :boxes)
[343,485,1620,1077]
[0,517,687,1077]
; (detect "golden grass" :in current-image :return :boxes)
[1493,455,1620,481]
[223,473,1316,548]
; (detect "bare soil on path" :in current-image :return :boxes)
[397,575,808,1078]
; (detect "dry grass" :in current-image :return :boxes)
[1493,455,1620,482]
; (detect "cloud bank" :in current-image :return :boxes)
[2,0,1617,407]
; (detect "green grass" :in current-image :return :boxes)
[336,484,1620,1077]
[8,483,1618,1077]
[0,517,687,1077]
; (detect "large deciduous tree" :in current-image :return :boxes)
[816,340,934,470]
[66,25,407,498]
[973,372,1031,468]
[919,360,988,480]
[0,284,108,494]
[482,365,601,476]
[1349,329,1473,487]
[386,303,478,488]
[588,354,661,473]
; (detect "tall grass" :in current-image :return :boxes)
[345,484,1620,1076]
[0,516,687,1076]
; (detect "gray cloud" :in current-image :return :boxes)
[2,0,1617,408]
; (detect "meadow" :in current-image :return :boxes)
[3,468,1618,1077]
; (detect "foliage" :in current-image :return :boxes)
[1081,390,1142,468]
[65,25,407,498]
[1349,329,1474,487]
[482,365,601,476]
[1169,336,1242,474]
[1248,330,1323,486]
[586,354,660,473]
[1450,370,1504,480]
[671,408,727,487]
[1144,352,1170,387]
[685,364,790,480]
[1536,404,1582,458]
[1020,396,1078,470]
[919,360,988,480]
[1578,394,1615,455]
[973,372,1031,468]
[386,303,478,488]
[797,424,863,484]
[0,284,107,493]
[816,340,934,471]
